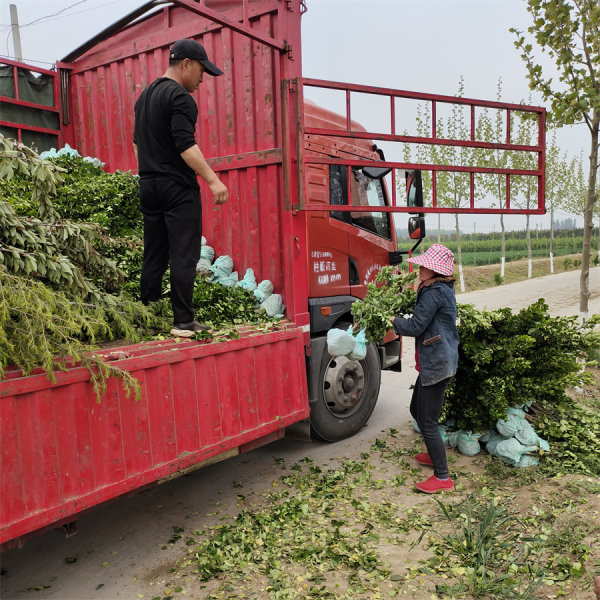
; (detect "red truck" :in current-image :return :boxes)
[0,0,546,550]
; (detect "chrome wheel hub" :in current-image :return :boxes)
[322,355,366,417]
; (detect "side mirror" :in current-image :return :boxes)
[408,215,425,240]
[362,166,391,179]
[406,170,423,208]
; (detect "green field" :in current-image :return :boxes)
[398,228,599,267]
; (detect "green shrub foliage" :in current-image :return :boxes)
[0,142,144,298]
[193,279,273,327]
[351,267,417,343]
[444,301,600,432]
[0,269,169,395]
[0,135,169,387]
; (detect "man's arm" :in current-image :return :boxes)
[133,143,138,161]
[181,144,228,205]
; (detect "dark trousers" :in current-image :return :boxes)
[410,375,451,479]
[139,177,202,324]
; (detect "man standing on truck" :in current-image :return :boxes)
[133,38,228,337]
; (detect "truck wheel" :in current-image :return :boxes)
[310,323,381,442]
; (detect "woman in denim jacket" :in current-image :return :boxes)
[391,244,459,494]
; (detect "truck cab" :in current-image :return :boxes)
[302,100,403,441]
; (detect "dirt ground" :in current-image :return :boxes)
[145,382,600,600]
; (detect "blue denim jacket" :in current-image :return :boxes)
[393,278,459,386]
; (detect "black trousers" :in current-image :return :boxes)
[410,375,451,479]
[139,177,202,324]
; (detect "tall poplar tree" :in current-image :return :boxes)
[512,0,599,319]
[477,81,511,279]
[400,80,472,291]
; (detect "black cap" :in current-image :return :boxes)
[169,39,224,76]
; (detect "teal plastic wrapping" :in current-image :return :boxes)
[260,293,284,318]
[348,328,367,361]
[236,268,257,291]
[254,280,274,303]
[327,326,356,357]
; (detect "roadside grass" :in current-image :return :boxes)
[460,253,586,292]
[156,375,600,600]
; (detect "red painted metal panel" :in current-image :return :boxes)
[170,359,201,452]
[0,327,309,546]
[0,398,24,525]
[88,376,126,489]
[215,353,240,438]
[194,355,224,446]
[235,348,260,431]
[118,369,153,477]
[53,382,93,500]
[144,365,177,466]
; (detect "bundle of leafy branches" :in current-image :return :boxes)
[351,266,417,342]
[1,148,144,297]
[0,135,169,385]
[193,278,279,329]
[443,301,600,475]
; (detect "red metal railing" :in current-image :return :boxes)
[0,57,61,144]
[300,78,546,215]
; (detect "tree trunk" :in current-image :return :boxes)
[500,213,506,278]
[579,120,599,320]
[437,213,441,244]
[455,214,465,292]
[597,214,600,264]
[550,207,555,274]
[526,214,532,278]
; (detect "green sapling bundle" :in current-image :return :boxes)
[351,266,417,343]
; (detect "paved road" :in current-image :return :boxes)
[1,268,597,599]
[458,266,600,317]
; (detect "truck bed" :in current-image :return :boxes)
[0,323,309,549]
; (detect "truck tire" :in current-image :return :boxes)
[310,323,381,442]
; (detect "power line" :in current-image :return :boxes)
[1,0,125,64]
[0,53,55,66]
[0,0,131,34]
[11,0,90,29]
[1,0,125,34]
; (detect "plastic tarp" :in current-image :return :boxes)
[0,66,59,151]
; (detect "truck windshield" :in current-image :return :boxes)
[329,165,391,240]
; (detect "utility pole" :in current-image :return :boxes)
[473,222,476,266]
[10,4,23,61]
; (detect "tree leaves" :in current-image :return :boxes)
[350,267,417,343]
[443,301,600,432]
[0,136,129,300]
[512,0,599,313]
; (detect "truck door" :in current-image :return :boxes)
[327,165,395,298]
[306,162,351,298]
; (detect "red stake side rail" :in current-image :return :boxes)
[300,77,546,215]
[0,57,62,145]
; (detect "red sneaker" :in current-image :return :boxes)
[415,475,454,494]
[414,453,433,466]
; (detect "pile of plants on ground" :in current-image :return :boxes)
[0,135,168,391]
[443,300,600,475]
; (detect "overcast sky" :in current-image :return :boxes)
[0,0,588,232]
